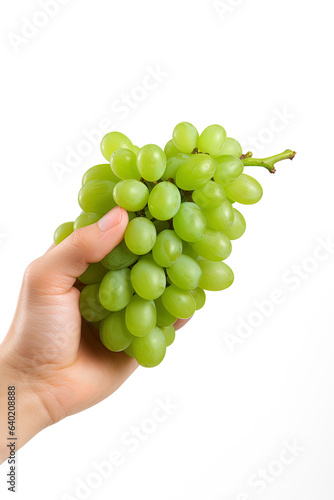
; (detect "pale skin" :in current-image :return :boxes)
[0,207,189,465]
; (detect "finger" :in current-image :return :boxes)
[44,243,55,254]
[174,317,192,331]
[25,207,128,295]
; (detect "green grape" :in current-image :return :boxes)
[192,181,226,210]
[82,164,119,185]
[191,228,232,261]
[182,241,199,260]
[125,295,157,337]
[78,180,116,214]
[164,139,181,159]
[161,285,196,319]
[102,239,138,270]
[100,309,133,352]
[113,180,149,212]
[198,260,234,291]
[110,148,141,180]
[176,154,216,190]
[161,325,175,346]
[161,153,189,181]
[152,229,182,267]
[222,208,246,240]
[124,344,135,358]
[203,200,234,231]
[148,182,181,220]
[99,268,133,312]
[132,326,167,367]
[153,219,170,234]
[125,218,157,255]
[74,212,102,230]
[155,296,177,327]
[173,202,206,242]
[218,137,243,157]
[133,145,140,156]
[172,122,199,154]
[189,288,206,310]
[198,124,226,156]
[137,144,166,181]
[79,283,110,323]
[101,131,133,161]
[224,174,263,205]
[54,221,74,245]
[167,255,202,290]
[78,262,108,285]
[214,155,244,185]
[131,259,166,300]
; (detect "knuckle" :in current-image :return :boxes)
[23,258,42,286]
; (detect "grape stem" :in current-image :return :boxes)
[241,149,296,174]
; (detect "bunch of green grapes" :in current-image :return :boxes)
[54,123,296,368]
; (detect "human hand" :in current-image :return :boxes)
[0,206,189,464]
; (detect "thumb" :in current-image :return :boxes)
[25,207,129,295]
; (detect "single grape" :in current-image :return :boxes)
[198,260,234,291]
[198,124,226,156]
[218,137,242,157]
[222,209,246,240]
[189,288,206,310]
[214,155,244,185]
[131,259,166,300]
[173,202,206,242]
[176,154,216,190]
[125,218,157,255]
[99,268,133,311]
[155,296,177,327]
[160,325,175,346]
[125,295,157,337]
[191,228,232,261]
[164,139,181,159]
[74,212,102,230]
[182,241,199,260]
[79,283,110,323]
[161,285,196,319]
[100,310,133,352]
[78,180,116,214]
[102,239,138,270]
[137,144,166,181]
[172,122,199,154]
[101,131,133,161]
[133,145,140,156]
[110,148,141,180]
[167,255,202,290]
[224,174,263,205]
[132,326,167,367]
[161,153,189,181]
[54,221,74,245]
[148,182,181,220]
[113,180,149,212]
[192,181,226,210]
[152,229,182,267]
[82,164,119,185]
[203,200,234,231]
[78,262,108,285]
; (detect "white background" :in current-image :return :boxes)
[1,0,334,499]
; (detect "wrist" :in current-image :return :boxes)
[0,345,54,465]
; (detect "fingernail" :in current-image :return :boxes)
[98,207,122,232]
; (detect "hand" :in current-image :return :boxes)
[0,206,190,464]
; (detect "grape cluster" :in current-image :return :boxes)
[54,122,295,367]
